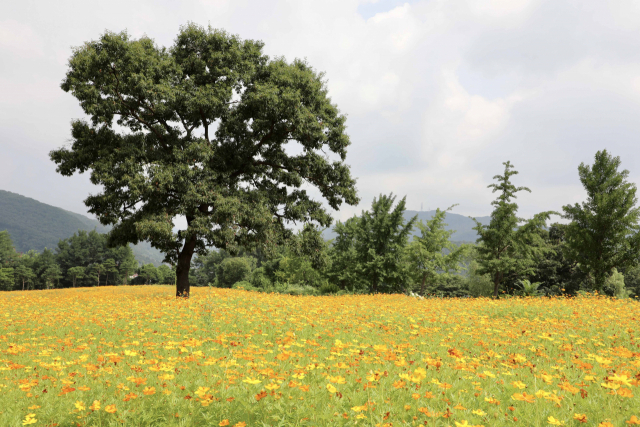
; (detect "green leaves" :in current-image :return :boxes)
[329,193,416,294]
[51,24,359,296]
[562,149,640,290]
[406,205,469,296]
[473,161,557,298]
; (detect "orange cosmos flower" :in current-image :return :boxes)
[627,416,640,425]
[573,414,587,423]
[143,387,156,395]
[104,404,117,413]
[512,392,535,403]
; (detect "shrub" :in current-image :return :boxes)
[216,257,255,288]
[319,282,340,295]
[232,281,257,291]
[250,267,272,289]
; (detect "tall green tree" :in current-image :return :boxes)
[562,150,640,291]
[14,264,36,291]
[0,231,17,268]
[34,248,57,289]
[103,259,118,286]
[156,265,173,284]
[42,265,62,289]
[138,264,158,285]
[326,218,362,292]
[407,205,469,296]
[0,268,14,291]
[216,257,255,288]
[119,259,139,285]
[89,263,105,286]
[529,224,585,295]
[353,193,417,293]
[473,161,556,298]
[67,266,86,288]
[50,24,358,297]
[56,230,136,287]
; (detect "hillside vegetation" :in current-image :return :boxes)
[0,190,164,265]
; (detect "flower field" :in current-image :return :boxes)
[1,287,640,426]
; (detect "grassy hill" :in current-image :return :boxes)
[0,189,165,265]
[321,209,491,243]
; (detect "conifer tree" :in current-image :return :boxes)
[473,161,556,298]
[562,150,640,291]
[407,205,469,296]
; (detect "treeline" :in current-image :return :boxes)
[2,150,640,298]
[188,150,640,299]
[0,229,172,291]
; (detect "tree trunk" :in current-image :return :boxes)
[176,232,198,298]
[420,272,427,296]
[493,272,500,299]
[22,279,25,291]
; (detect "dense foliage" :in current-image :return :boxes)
[0,229,172,291]
[50,24,359,297]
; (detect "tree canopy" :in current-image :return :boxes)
[407,205,469,295]
[50,23,359,296]
[562,149,640,290]
[473,161,556,298]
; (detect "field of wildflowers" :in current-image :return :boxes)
[1,286,639,426]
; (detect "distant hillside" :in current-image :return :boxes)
[322,210,491,243]
[0,189,165,265]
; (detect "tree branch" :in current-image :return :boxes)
[109,66,167,144]
[199,108,209,143]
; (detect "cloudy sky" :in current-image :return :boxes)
[2,0,640,227]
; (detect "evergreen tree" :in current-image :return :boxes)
[473,161,556,298]
[0,230,18,268]
[562,150,640,291]
[103,259,118,286]
[14,264,36,291]
[67,266,86,288]
[407,205,469,296]
[138,264,158,285]
[353,193,417,293]
[326,218,362,292]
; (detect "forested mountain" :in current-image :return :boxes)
[0,190,164,265]
[322,209,491,243]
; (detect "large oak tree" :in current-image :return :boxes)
[51,24,358,297]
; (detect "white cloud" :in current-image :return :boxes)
[2,0,640,226]
[0,20,44,58]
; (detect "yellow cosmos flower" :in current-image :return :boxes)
[22,414,37,426]
[547,416,565,426]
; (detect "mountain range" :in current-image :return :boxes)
[0,189,165,265]
[1,189,492,264]
[321,210,491,243]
